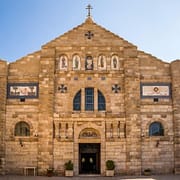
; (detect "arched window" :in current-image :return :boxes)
[73,90,81,111]
[15,121,30,136]
[98,90,106,111]
[73,88,106,112]
[85,88,94,111]
[149,122,164,136]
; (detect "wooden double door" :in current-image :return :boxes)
[79,143,100,174]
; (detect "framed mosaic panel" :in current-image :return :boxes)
[140,83,171,98]
[7,83,39,99]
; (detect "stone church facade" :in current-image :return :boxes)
[0,16,180,176]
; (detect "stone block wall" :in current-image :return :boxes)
[139,53,174,174]
[0,60,7,175]
[142,139,174,174]
[106,141,126,175]
[139,52,171,81]
[171,60,180,174]
[53,141,74,175]
[5,141,38,175]
[4,53,40,175]
[5,104,39,174]
[8,52,40,77]
[141,112,174,173]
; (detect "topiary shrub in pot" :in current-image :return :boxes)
[143,168,152,176]
[64,160,73,176]
[106,160,115,176]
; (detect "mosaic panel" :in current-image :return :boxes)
[140,83,171,98]
[7,83,38,99]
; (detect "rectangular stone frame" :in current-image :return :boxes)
[7,83,39,99]
[140,83,171,99]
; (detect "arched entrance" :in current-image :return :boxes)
[78,128,101,174]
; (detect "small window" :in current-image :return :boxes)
[15,121,30,136]
[73,90,81,111]
[98,90,106,111]
[154,98,159,102]
[85,88,94,111]
[149,122,164,136]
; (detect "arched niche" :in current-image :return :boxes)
[79,128,100,139]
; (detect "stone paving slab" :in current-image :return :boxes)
[0,175,180,180]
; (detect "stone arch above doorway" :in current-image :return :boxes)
[79,128,100,139]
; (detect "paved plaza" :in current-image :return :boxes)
[0,175,180,180]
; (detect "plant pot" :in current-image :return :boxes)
[65,170,73,176]
[143,169,151,176]
[106,170,114,176]
[47,169,54,177]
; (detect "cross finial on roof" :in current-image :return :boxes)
[86,4,93,17]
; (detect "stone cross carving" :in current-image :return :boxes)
[85,31,94,39]
[58,84,67,93]
[86,4,93,17]
[112,84,121,93]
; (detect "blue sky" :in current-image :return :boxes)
[0,0,179,62]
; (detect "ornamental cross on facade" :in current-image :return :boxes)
[85,31,94,39]
[58,84,67,93]
[112,84,121,93]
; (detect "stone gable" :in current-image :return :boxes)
[44,17,136,49]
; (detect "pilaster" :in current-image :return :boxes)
[124,48,141,175]
[0,60,7,175]
[171,60,180,174]
[38,48,55,175]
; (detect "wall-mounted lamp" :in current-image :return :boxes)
[20,97,25,102]
[34,133,38,137]
[156,140,159,147]
[19,138,23,147]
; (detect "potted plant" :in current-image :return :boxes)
[143,168,152,176]
[64,160,73,176]
[47,168,54,177]
[106,160,115,176]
